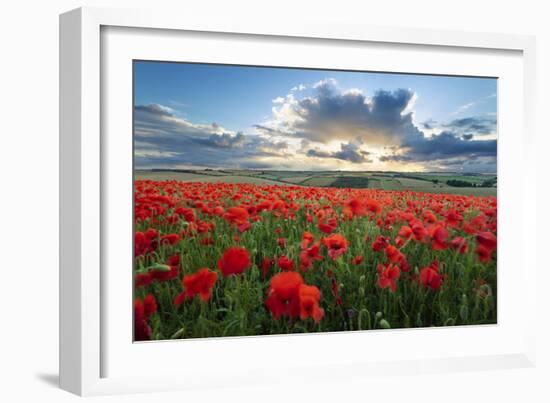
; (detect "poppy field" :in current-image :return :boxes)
[134,180,497,341]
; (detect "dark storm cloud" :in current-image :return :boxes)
[421,119,437,130]
[197,132,246,148]
[306,139,371,163]
[253,124,290,137]
[404,131,496,159]
[425,156,497,173]
[444,116,496,136]
[135,104,174,117]
[380,131,496,162]
[134,104,287,169]
[378,154,414,162]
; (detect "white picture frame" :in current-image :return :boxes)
[59,6,537,396]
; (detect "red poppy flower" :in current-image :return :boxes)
[261,257,273,278]
[475,245,493,263]
[323,233,349,260]
[352,255,363,265]
[301,231,315,249]
[377,263,400,292]
[135,272,153,287]
[411,221,428,241]
[298,284,324,323]
[450,236,468,254]
[476,231,497,251]
[398,225,413,239]
[174,268,218,306]
[278,255,294,271]
[265,272,304,319]
[134,295,156,341]
[217,246,251,276]
[144,228,159,239]
[224,207,249,225]
[419,261,443,290]
[299,241,323,265]
[385,245,405,264]
[365,199,381,214]
[160,233,180,246]
[345,198,367,217]
[423,210,437,223]
[134,232,149,257]
[318,217,338,234]
[213,206,225,216]
[430,226,448,250]
[143,293,157,317]
[175,206,195,222]
[237,221,252,233]
[444,210,463,227]
[135,229,159,256]
[134,305,151,341]
[372,235,389,252]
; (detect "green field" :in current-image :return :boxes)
[135,169,497,196]
[135,170,291,186]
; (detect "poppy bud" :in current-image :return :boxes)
[147,263,171,272]
[379,319,391,329]
[170,327,186,339]
[376,311,383,319]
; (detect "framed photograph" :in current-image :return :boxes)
[60,6,537,396]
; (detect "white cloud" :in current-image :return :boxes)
[291,84,306,92]
[343,88,364,96]
[134,149,180,158]
[400,91,418,117]
[450,101,476,116]
[313,77,338,89]
[450,93,496,116]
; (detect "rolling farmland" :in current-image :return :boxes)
[135,169,497,196]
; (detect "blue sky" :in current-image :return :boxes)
[134,61,497,172]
